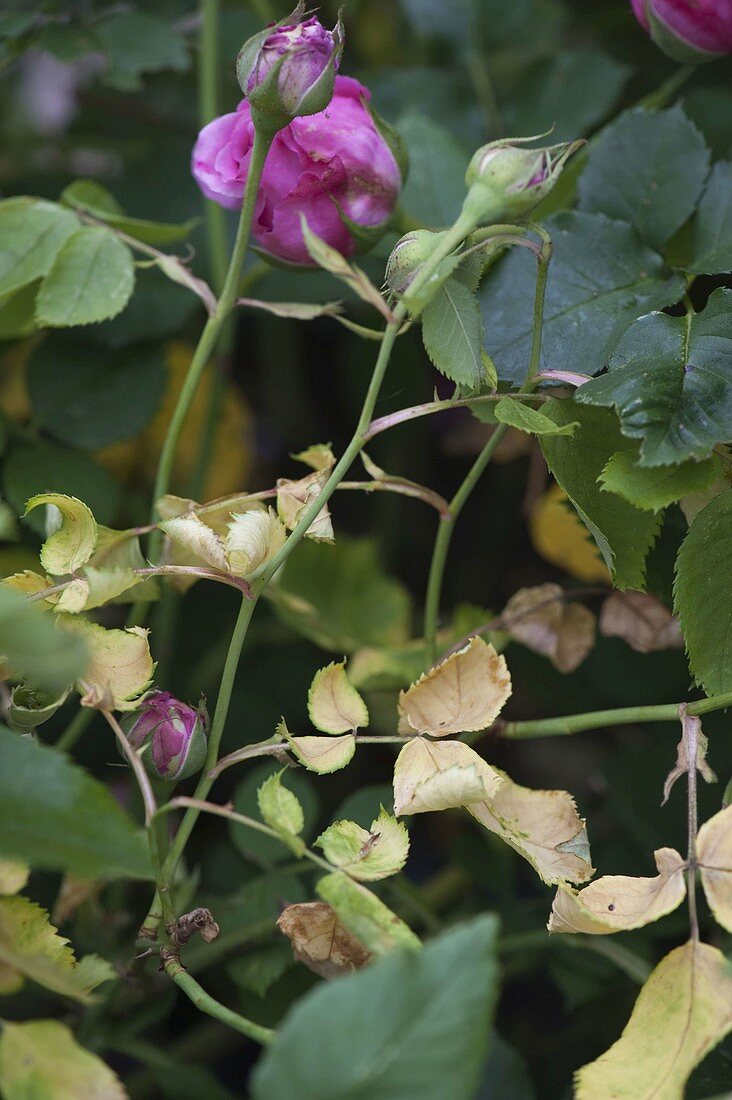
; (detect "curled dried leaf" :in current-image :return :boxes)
[277,469,334,541]
[316,872,420,956]
[66,621,154,711]
[393,737,502,816]
[398,636,511,736]
[548,848,686,934]
[663,707,716,806]
[696,803,732,933]
[600,590,683,654]
[503,583,596,673]
[225,508,286,575]
[277,901,371,979]
[307,661,368,734]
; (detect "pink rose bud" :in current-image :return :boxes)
[236,4,343,132]
[123,691,208,782]
[631,0,732,62]
[461,137,582,227]
[191,76,403,266]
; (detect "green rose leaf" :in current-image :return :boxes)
[577,105,710,251]
[36,226,135,328]
[0,1020,126,1100]
[421,275,484,388]
[481,211,684,385]
[686,160,732,275]
[600,450,721,513]
[576,289,732,466]
[0,198,78,298]
[0,587,88,696]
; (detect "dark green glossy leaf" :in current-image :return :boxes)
[577,106,710,252]
[397,112,469,228]
[0,725,152,879]
[686,161,732,275]
[600,450,721,513]
[252,915,499,1100]
[28,336,167,449]
[576,289,732,466]
[540,400,661,589]
[481,211,684,385]
[674,490,732,696]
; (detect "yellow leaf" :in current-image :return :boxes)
[286,733,356,774]
[503,583,596,673]
[397,636,511,736]
[316,808,409,881]
[575,940,732,1100]
[277,901,371,978]
[24,494,97,575]
[1,570,53,608]
[159,512,228,571]
[277,469,334,541]
[225,507,286,575]
[290,443,336,471]
[0,1019,127,1100]
[469,769,594,885]
[530,484,611,584]
[316,871,420,955]
[393,737,502,816]
[548,848,686,934]
[66,620,154,711]
[0,861,28,896]
[307,661,369,734]
[697,803,732,933]
[0,896,115,1003]
[600,590,683,653]
[54,567,140,614]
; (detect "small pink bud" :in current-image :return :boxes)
[631,0,732,62]
[123,691,208,782]
[462,137,582,226]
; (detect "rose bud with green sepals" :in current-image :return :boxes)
[385,230,444,295]
[461,137,583,228]
[123,691,208,782]
[191,76,402,265]
[631,0,732,62]
[236,4,344,132]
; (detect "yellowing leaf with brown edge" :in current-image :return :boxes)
[469,769,594,885]
[530,483,611,584]
[287,732,356,774]
[316,808,409,881]
[575,940,732,1100]
[308,661,369,734]
[398,636,511,736]
[66,620,154,711]
[0,1019,127,1100]
[291,442,336,471]
[393,737,502,816]
[316,872,420,956]
[0,861,28,896]
[277,901,371,978]
[24,494,97,575]
[503,583,596,673]
[0,895,115,1003]
[600,590,683,654]
[548,848,686,934]
[277,469,334,542]
[697,803,732,932]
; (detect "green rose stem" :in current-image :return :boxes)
[140,219,484,938]
[422,224,552,665]
[497,690,732,739]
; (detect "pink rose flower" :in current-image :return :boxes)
[631,0,732,57]
[125,690,208,781]
[246,15,338,116]
[191,75,401,266]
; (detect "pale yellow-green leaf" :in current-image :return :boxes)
[290,443,336,471]
[469,769,594,885]
[159,512,228,571]
[225,507,286,575]
[286,733,356,774]
[24,494,97,575]
[0,861,28,896]
[1,570,54,608]
[393,737,503,816]
[9,684,70,733]
[257,771,305,855]
[548,848,686,934]
[397,636,511,736]
[54,567,140,614]
[277,901,371,978]
[575,940,732,1100]
[0,896,115,1003]
[316,871,420,955]
[0,1019,127,1100]
[697,803,732,932]
[276,469,334,541]
[308,661,369,734]
[316,808,409,881]
[65,620,154,711]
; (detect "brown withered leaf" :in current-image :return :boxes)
[599,590,683,654]
[277,901,371,979]
[663,706,716,806]
[503,583,596,673]
[548,848,686,935]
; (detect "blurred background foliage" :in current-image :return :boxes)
[1,0,731,1096]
